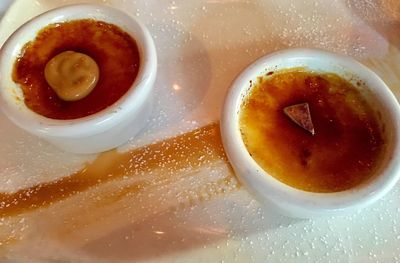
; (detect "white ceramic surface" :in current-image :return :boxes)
[1,1,400,263]
[0,4,157,153]
[221,48,400,218]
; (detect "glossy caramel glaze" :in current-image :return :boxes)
[13,19,140,119]
[239,69,385,193]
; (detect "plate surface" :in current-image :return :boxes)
[1,0,400,262]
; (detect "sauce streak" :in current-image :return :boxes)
[239,69,385,193]
[0,123,235,217]
[13,19,140,119]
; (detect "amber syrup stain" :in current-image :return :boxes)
[0,123,238,217]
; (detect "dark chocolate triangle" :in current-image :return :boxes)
[283,102,315,135]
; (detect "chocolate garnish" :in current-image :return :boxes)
[283,102,315,135]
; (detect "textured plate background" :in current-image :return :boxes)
[0,0,400,262]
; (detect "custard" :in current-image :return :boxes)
[13,19,140,119]
[239,69,385,193]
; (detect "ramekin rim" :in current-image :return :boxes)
[221,48,400,212]
[0,4,157,137]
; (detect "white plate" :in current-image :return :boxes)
[1,0,400,262]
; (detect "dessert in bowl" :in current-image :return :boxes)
[0,4,157,154]
[221,48,400,218]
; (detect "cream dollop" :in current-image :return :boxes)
[44,51,99,101]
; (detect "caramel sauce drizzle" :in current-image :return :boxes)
[0,123,236,217]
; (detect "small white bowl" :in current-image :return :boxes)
[221,48,400,218]
[0,4,157,154]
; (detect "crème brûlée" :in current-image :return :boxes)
[239,69,385,193]
[12,19,140,120]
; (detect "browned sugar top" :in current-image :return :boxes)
[239,69,385,193]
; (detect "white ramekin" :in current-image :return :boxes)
[0,4,157,154]
[221,48,400,218]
